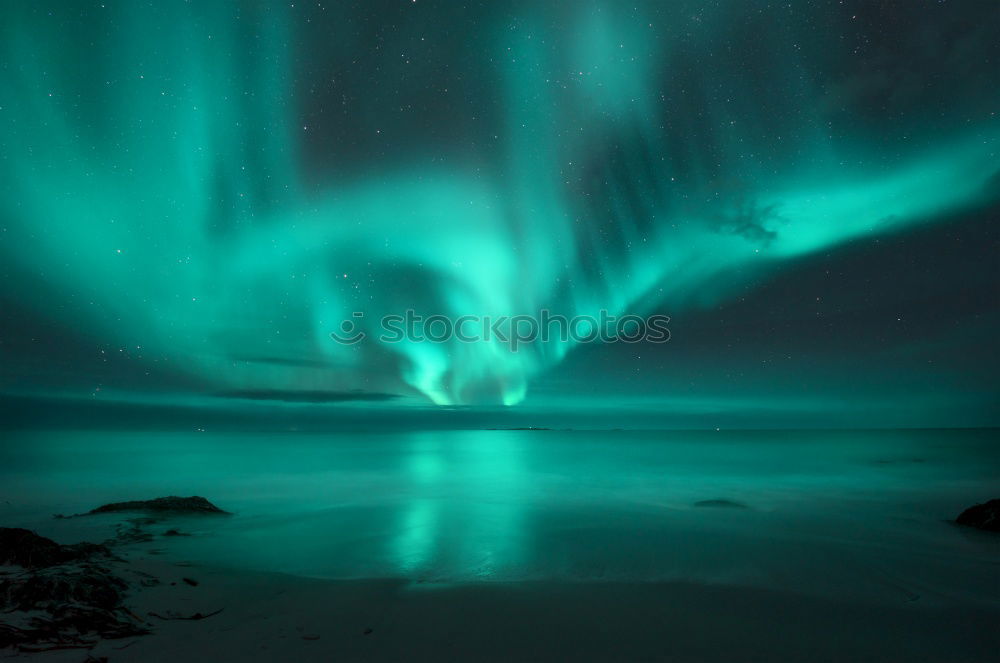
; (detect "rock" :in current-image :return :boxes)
[112,519,156,544]
[693,499,748,509]
[0,528,147,649]
[0,528,69,568]
[955,499,1000,532]
[88,496,228,515]
[3,564,127,612]
[0,528,111,569]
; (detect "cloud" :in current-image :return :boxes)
[228,355,335,369]
[215,389,400,403]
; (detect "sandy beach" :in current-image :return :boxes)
[5,536,999,663]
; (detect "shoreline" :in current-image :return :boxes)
[3,427,998,661]
[4,535,999,662]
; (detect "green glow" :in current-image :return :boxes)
[1,2,996,406]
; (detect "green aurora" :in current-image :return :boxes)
[1,1,998,421]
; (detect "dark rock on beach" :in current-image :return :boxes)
[112,519,157,544]
[0,527,111,568]
[955,499,1000,532]
[88,496,228,515]
[1,498,228,651]
[0,527,147,650]
[3,563,127,612]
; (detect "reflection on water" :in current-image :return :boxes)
[1,429,998,599]
[393,432,529,578]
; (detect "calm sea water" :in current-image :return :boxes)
[2,428,998,602]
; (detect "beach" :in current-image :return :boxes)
[2,428,998,661]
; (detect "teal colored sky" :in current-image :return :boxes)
[1,1,998,428]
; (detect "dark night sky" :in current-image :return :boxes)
[0,1,998,428]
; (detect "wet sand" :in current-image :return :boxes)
[4,533,998,663]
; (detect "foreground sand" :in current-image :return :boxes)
[6,542,999,663]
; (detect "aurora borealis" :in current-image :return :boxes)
[1,1,998,424]
[1,6,1000,659]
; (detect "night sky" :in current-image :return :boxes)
[1,1,998,428]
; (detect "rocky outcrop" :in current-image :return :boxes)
[0,528,147,651]
[0,527,110,568]
[88,495,228,515]
[955,499,1000,532]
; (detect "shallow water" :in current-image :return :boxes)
[2,428,998,602]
